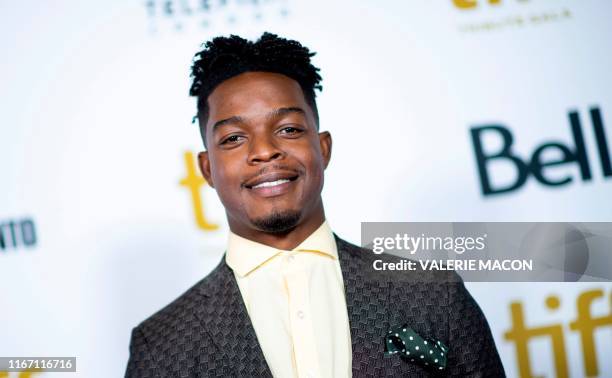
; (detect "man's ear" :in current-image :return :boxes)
[198,151,215,188]
[318,131,332,169]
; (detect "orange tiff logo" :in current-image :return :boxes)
[0,372,41,378]
[453,0,528,9]
[505,288,612,378]
[179,151,219,231]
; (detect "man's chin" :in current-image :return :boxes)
[250,210,301,234]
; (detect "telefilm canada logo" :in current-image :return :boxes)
[144,0,289,33]
[470,106,611,196]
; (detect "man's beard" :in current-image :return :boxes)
[250,209,301,234]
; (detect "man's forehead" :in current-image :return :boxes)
[208,72,306,105]
[206,72,313,125]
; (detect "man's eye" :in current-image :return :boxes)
[279,126,303,136]
[220,135,244,145]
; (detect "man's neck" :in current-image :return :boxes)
[228,207,326,251]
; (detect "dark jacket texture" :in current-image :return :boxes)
[125,235,505,377]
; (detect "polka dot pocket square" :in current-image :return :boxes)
[384,325,449,371]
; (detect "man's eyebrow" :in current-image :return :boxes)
[211,107,305,132]
[267,107,306,120]
[211,115,245,132]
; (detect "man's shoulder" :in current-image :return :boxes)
[334,234,461,285]
[126,258,233,376]
[132,257,226,340]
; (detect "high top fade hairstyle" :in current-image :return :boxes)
[189,32,323,148]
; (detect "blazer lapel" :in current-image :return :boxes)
[335,235,392,376]
[196,258,272,377]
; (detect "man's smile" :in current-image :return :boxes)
[243,170,300,198]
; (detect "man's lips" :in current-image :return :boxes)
[243,171,300,198]
[243,171,299,189]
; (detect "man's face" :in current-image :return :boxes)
[198,72,331,236]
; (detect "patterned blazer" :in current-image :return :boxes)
[125,235,505,377]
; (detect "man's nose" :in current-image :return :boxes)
[247,133,284,164]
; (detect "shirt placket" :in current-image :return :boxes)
[283,253,322,378]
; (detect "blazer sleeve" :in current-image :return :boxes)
[445,278,506,378]
[125,327,160,378]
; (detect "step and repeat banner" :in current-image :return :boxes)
[1,0,611,377]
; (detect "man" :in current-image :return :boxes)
[125,33,504,377]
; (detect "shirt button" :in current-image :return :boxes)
[297,310,304,319]
[287,255,295,262]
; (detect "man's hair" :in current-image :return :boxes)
[189,32,323,146]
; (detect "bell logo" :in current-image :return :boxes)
[470,107,611,196]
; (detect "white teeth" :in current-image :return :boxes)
[252,179,290,189]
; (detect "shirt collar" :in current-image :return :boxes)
[226,220,338,278]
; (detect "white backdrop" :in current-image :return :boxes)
[1,1,611,377]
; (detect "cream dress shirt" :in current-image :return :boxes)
[225,221,352,378]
